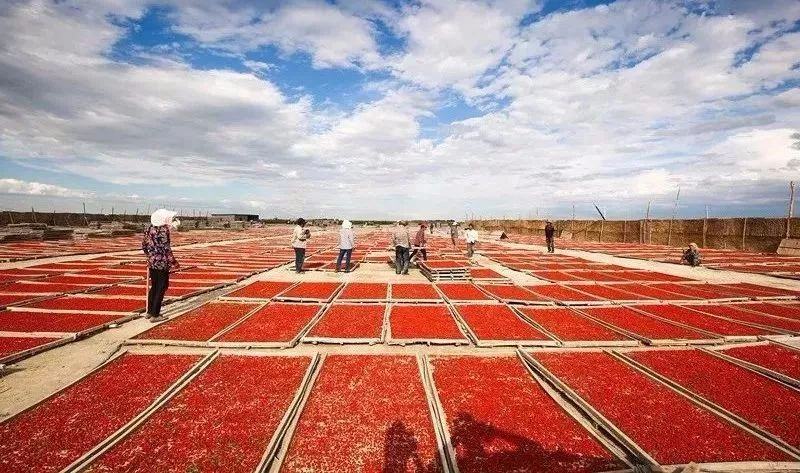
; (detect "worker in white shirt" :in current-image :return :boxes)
[337,220,355,272]
[291,218,310,273]
[392,221,411,275]
[465,223,479,258]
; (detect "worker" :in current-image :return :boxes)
[336,220,355,272]
[544,221,556,253]
[392,221,411,275]
[681,242,702,267]
[142,209,180,322]
[450,221,459,247]
[465,223,478,258]
[410,222,428,262]
[291,218,310,273]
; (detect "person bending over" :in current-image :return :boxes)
[682,242,702,267]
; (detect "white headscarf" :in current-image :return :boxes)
[342,220,353,229]
[150,209,176,227]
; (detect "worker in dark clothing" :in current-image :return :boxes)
[142,209,180,322]
[544,221,556,253]
[410,223,428,262]
[681,242,702,267]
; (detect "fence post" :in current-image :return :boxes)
[788,181,795,238]
[702,212,708,248]
[623,220,627,243]
[742,217,747,250]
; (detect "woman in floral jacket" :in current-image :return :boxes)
[142,209,180,321]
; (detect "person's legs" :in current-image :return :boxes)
[150,269,169,318]
[294,247,305,272]
[344,249,352,272]
[401,247,410,274]
[395,246,403,274]
[421,248,427,261]
[336,249,346,272]
[467,242,474,257]
[147,267,158,316]
[547,238,554,253]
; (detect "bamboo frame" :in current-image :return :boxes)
[254,353,322,473]
[610,350,800,460]
[449,304,559,348]
[61,349,220,472]
[301,303,387,345]
[519,350,658,468]
[571,307,723,346]
[386,303,472,346]
[701,344,800,389]
[511,306,638,348]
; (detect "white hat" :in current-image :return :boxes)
[342,220,352,229]
[151,209,176,227]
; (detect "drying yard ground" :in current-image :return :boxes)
[1,225,800,473]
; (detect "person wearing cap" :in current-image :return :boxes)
[142,209,180,322]
[449,221,459,247]
[465,223,478,258]
[392,221,411,275]
[410,222,428,262]
[337,220,356,272]
[544,221,556,253]
[292,218,310,273]
[681,242,702,267]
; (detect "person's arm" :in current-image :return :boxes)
[141,228,152,255]
[166,246,179,269]
[164,229,179,269]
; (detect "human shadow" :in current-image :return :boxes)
[382,413,624,473]
[383,420,441,473]
[448,412,625,472]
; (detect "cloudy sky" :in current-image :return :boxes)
[0,0,798,220]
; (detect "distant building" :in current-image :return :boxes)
[210,214,259,222]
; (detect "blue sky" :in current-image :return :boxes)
[0,0,798,219]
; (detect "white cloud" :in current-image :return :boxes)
[170,0,383,69]
[0,0,799,218]
[0,178,93,198]
[292,88,433,173]
[390,0,540,92]
[0,0,310,186]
